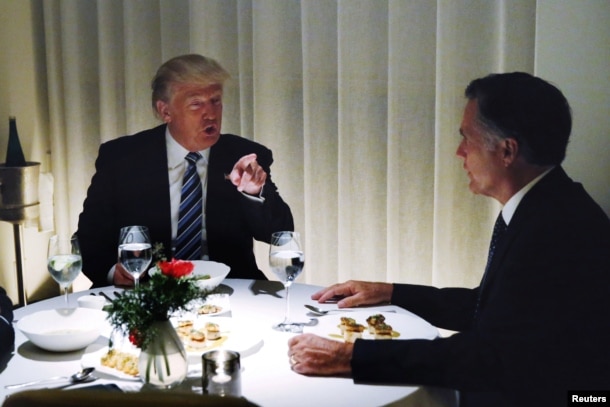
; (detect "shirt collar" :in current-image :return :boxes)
[502,167,554,224]
[165,126,210,169]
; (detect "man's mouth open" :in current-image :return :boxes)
[204,124,217,135]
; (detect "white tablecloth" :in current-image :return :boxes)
[3,279,457,407]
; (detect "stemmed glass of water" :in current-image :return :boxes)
[118,225,152,288]
[269,231,305,332]
[47,234,82,307]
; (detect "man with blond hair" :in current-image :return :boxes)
[78,54,294,287]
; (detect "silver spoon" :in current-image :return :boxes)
[5,367,96,389]
[305,304,397,316]
[305,304,356,315]
[54,375,97,389]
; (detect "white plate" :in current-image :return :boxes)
[81,337,141,381]
[171,316,263,362]
[81,317,263,379]
[303,311,438,342]
[178,294,231,317]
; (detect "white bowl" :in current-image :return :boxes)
[77,295,107,310]
[191,260,230,292]
[149,260,230,292]
[17,308,107,352]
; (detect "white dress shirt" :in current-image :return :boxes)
[106,129,264,283]
[165,128,210,256]
[501,167,554,225]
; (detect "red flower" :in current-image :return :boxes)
[158,258,194,278]
[128,329,142,347]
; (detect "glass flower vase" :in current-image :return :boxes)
[138,319,188,388]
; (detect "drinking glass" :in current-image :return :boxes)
[47,234,82,307]
[118,225,152,288]
[269,231,305,332]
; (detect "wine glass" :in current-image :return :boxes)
[118,225,152,288]
[269,231,305,332]
[47,234,82,307]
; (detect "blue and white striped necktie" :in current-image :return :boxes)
[174,152,203,260]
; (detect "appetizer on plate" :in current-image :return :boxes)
[339,317,356,334]
[198,303,223,315]
[373,323,393,340]
[173,318,228,352]
[205,322,221,341]
[331,314,399,342]
[343,323,365,343]
[100,349,139,376]
[366,314,386,334]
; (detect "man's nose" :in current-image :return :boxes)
[455,141,465,158]
[200,105,213,118]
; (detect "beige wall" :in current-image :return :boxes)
[535,0,610,214]
[0,0,608,305]
[0,0,57,304]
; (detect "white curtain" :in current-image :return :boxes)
[40,0,537,290]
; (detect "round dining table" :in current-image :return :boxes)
[2,279,457,407]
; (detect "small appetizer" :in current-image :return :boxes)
[373,323,393,340]
[176,319,194,337]
[366,314,386,334]
[343,323,365,343]
[339,317,356,334]
[188,329,207,349]
[205,322,221,340]
[177,319,194,328]
[198,304,223,314]
[101,349,139,376]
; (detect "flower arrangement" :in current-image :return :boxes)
[106,257,202,350]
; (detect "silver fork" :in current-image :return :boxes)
[92,292,114,302]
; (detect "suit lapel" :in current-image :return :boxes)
[479,167,571,303]
[138,125,173,251]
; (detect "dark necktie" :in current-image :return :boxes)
[474,212,507,322]
[174,152,203,260]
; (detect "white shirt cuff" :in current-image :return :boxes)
[241,185,265,203]
[107,265,116,285]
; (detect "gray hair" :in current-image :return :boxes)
[474,116,505,151]
[465,72,571,165]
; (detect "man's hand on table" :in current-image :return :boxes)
[288,334,354,376]
[311,280,393,308]
[112,263,135,287]
[287,280,393,376]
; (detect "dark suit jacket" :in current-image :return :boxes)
[0,287,15,361]
[351,167,610,407]
[77,124,294,287]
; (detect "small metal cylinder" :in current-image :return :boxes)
[0,161,41,306]
[0,162,40,224]
[202,350,241,397]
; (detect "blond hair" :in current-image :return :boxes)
[151,54,230,118]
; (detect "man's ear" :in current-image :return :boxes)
[502,138,519,167]
[156,100,171,122]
